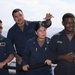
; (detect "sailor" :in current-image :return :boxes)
[22,22,52,75]
[0,20,14,75]
[47,13,75,75]
[7,8,53,75]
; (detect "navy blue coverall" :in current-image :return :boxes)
[7,20,51,75]
[47,30,75,75]
[0,35,14,75]
[22,37,52,75]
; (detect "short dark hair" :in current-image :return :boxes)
[35,21,47,31]
[0,20,2,23]
[12,8,23,17]
[62,13,75,21]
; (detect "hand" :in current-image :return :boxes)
[16,54,22,64]
[45,59,52,65]
[0,62,6,69]
[22,65,29,71]
[73,60,75,63]
[44,13,54,20]
[71,53,75,63]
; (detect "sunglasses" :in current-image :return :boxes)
[0,27,3,29]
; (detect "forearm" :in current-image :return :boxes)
[3,54,14,65]
[46,19,52,27]
[16,54,22,64]
[58,55,65,60]
[58,53,74,62]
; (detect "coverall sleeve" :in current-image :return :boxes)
[6,38,15,56]
[22,41,31,66]
[46,35,58,63]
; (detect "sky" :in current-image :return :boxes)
[0,0,75,37]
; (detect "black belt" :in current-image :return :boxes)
[3,63,49,71]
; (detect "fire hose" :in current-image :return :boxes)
[3,63,49,71]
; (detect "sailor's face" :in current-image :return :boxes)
[62,18,75,33]
[35,26,47,39]
[13,11,24,25]
[0,23,2,34]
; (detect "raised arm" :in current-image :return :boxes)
[43,13,54,28]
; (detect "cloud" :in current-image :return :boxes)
[0,0,75,36]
